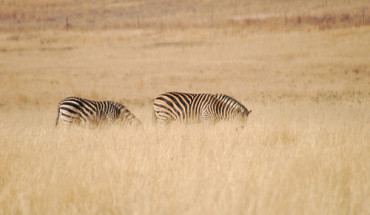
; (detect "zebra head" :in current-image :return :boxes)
[116,104,141,126]
[236,106,252,123]
[214,93,252,123]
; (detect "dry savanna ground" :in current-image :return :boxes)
[0,0,370,214]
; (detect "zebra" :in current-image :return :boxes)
[55,97,141,127]
[152,92,252,124]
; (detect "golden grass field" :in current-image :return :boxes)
[1,0,370,214]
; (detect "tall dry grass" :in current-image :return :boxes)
[0,1,370,214]
[0,98,369,214]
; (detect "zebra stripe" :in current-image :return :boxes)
[56,97,141,127]
[153,92,251,124]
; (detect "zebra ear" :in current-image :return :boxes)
[248,110,252,115]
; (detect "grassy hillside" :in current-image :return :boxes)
[1,0,369,30]
[0,0,369,214]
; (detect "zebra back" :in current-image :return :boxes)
[153,92,211,123]
[56,97,141,127]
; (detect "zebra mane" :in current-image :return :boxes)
[214,94,248,113]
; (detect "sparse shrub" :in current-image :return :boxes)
[340,13,351,22]
[296,16,302,24]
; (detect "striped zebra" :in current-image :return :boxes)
[153,92,252,124]
[56,97,141,127]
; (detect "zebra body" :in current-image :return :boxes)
[56,97,141,127]
[153,92,251,124]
